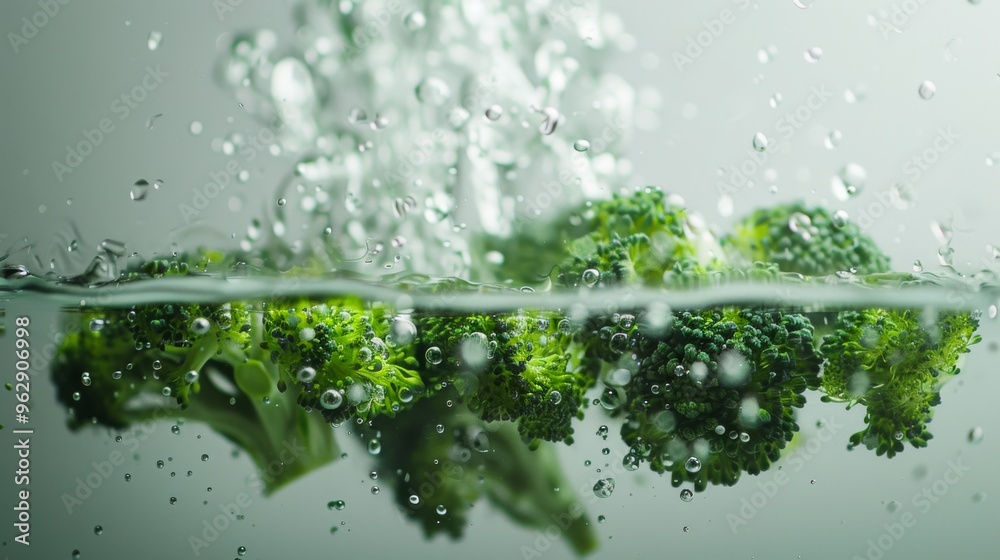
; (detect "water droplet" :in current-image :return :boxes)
[752,132,768,152]
[684,457,702,473]
[593,478,616,498]
[680,489,694,502]
[918,80,936,100]
[147,30,162,51]
[485,105,503,121]
[538,107,561,135]
[969,427,984,444]
[201,454,209,462]
[296,367,316,383]
[824,129,843,149]
[832,210,849,228]
[622,454,639,471]
[597,515,606,523]
[804,47,823,63]
[913,260,923,272]
[171,425,180,435]
[94,525,103,535]
[130,179,150,201]
[574,139,591,152]
[435,504,447,515]
[683,526,691,533]
[320,389,343,410]
[403,11,427,31]
[124,473,131,482]
[190,317,211,335]
[329,500,346,510]
[371,486,380,495]
[189,121,203,135]
[415,77,451,106]
[368,439,382,455]
[237,546,247,556]
[424,346,444,365]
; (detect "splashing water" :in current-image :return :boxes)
[214,0,637,278]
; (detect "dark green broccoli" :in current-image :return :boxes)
[724,202,891,276]
[819,308,980,457]
[621,307,821,491]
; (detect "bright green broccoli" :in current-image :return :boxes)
[724,202,891,276]
[360,391,597,555]
[261,298,426,422]
[416,310,593,446]
[819,307,981,457]
[52,255,339,494]
[555,187,725,288]
[621,307,821,491]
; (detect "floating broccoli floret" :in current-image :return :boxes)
[724,202,891,276]
[819,308,980,457]
[417,311,593,446]
[621,307,821,491]
[262,298,426,422]
[556,187,724,288]
[52,301,339,494]
[361,393,597,555]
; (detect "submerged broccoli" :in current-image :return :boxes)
[53,302,339,493]
[621,307,821,491]
[416,310,593,446]
[262,298,426,422]
[724,202,891,276]
[361,392,597,555]
[819,308,981,457]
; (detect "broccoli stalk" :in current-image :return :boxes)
[362,391,598,555]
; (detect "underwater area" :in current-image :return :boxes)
[2,1,1000,559]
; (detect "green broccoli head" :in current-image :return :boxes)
[820,308,980,457]
[622,307,821,491]
[556,187,724,288]
[262,298,426,422]
[418,311,593,445]
[52,301,339,494]
[724,202,890,276]
[364,393,597,555]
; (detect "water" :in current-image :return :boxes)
[5,0,1000,558]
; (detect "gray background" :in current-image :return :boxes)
[2,1,1000,559]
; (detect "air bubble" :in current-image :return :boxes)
[593,478,616,498]
[147,30,163,51]
[918,80,936,100]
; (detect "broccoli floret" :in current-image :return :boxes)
[52,302,339,494]
[621,307,821,491]
[361,393,597,555]
[556,187,724,288]
[724,202,891,276]
[262,298,426,422]
[417,311,594,446]
[820,308,981,457]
